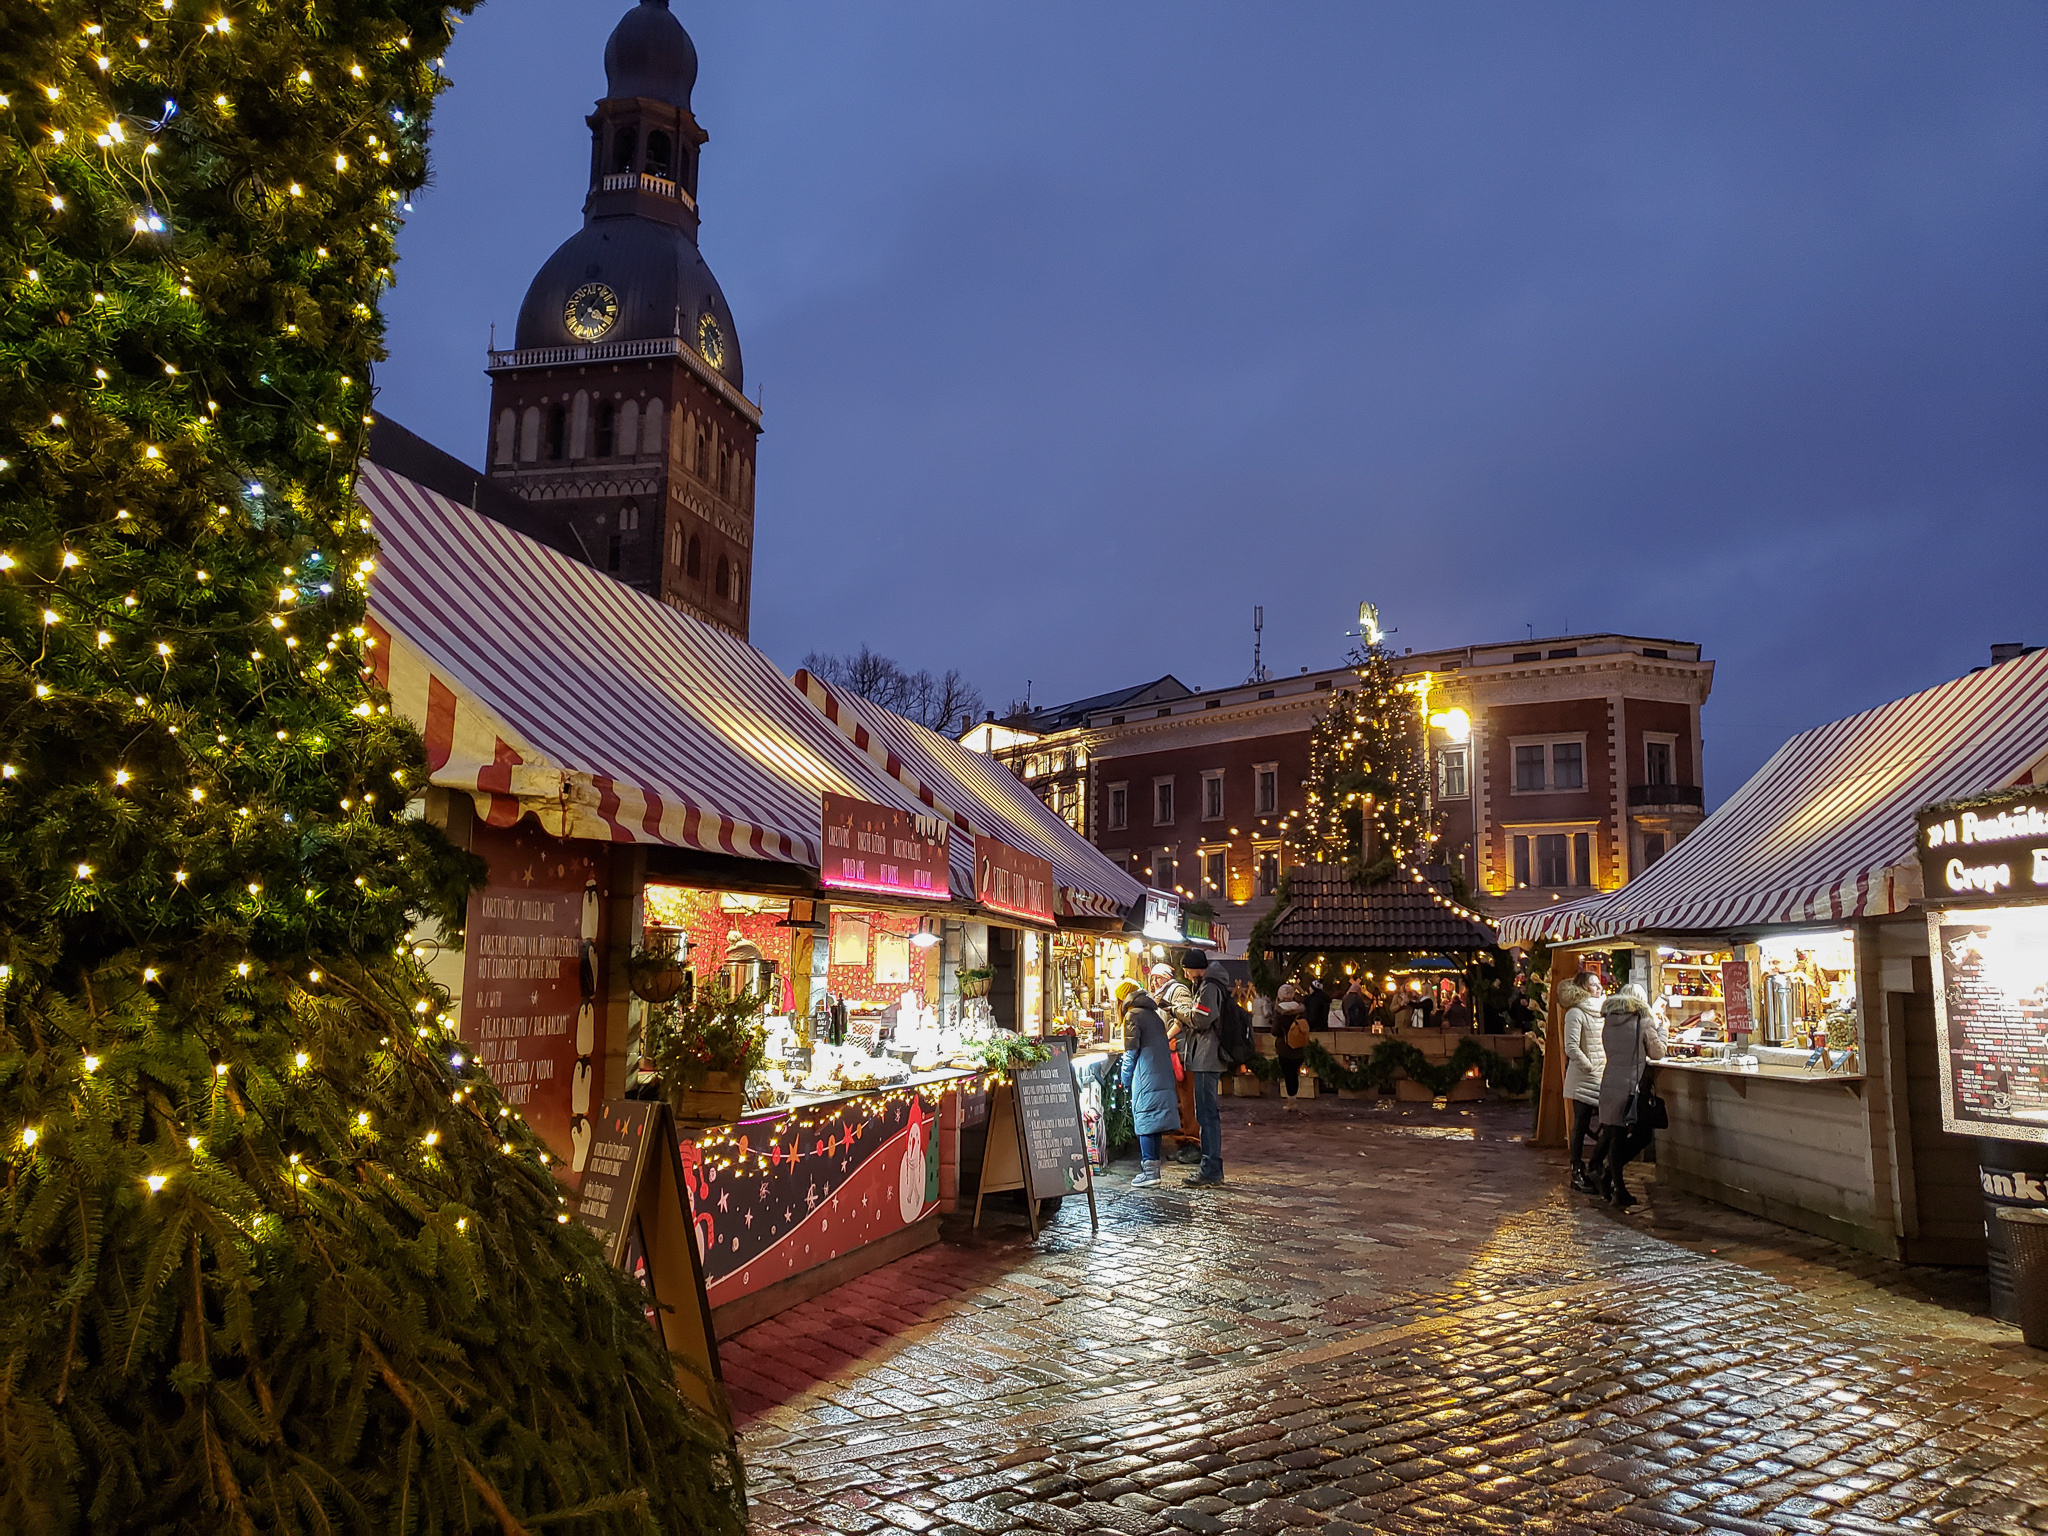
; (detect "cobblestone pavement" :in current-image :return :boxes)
[725,1094,2048,1535]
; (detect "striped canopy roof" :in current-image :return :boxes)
[791,670,1145,921]
[1498,648,2048,947]
[358,463,974,895]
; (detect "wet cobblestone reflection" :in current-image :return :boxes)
[728,1097,2048,1534]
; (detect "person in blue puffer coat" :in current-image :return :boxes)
[1118,982,1182,1188]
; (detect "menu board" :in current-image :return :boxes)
[570,1099,726,1423]
[1014,1038,1092,1199]
[575,1099,658,1263]
[820,792,951,901]
[977,835,1056,924]
[461,818,602,1185]
[1933,906,2048,1142]
[1722,959,1754,1036]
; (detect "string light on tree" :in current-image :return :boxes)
[0,0,744,1527]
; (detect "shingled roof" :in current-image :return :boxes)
[1262,863,1498,954]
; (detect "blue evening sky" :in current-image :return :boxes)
[377,2,2048,803]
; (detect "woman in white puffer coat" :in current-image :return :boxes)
[1558,972,1606,1194]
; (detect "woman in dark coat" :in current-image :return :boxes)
[1118,986,1182,1187]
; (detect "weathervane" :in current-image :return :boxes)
[1350,600,1391,650]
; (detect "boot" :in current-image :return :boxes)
[1569,1165,1598,1196]
[1131,1159,1162,1187]
[1608,1170,1637,1208]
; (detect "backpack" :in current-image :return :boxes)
[1287,1016,1310,1050]
[1205,980,1255,1068]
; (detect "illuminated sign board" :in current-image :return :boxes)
[1919,800,2048,905]
[976,836,1056,925]
[1141,891,1183,944]
[1928,904,2048,1144]
[819,792,951,901]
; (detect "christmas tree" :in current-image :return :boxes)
[0,3,744,1529]
[1283,617,1434,878]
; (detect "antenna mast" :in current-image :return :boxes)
[1249,606,1270,685]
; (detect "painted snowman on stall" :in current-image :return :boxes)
[897,1097,936,1224]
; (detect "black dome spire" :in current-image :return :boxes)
[604,0,698,111]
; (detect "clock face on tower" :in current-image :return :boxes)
[563,282,619,341]
[698,312,725,371]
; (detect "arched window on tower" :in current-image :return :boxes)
[646,130,672,180]
[734,561,747,607]
[544,405,566,462]
[686,534,701,579]
[611,126,637,175]
[493,408,516,466]
[714,554,729,601]
[617,399,639,458]
[594,400,616,457]
[642,398,664,459]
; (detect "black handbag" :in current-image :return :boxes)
[1620,1016,1669,1129]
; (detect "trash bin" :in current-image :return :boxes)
[1997,1208,2048,1348]
[1977,1138,2048,1323]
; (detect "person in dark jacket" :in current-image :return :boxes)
[1303,977,1332,1033]
[1273,981,1308,1108]
[1341,981,1370,1031]
[1117,985,1181,1186]
[1181,949,1229,1187]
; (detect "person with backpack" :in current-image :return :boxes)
[1182,948,1248,1186]
[1273,981,1309,1108]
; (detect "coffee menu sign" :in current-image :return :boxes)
[460,819,603,1187]
[819,792,952,901]
[976,835,1056,924]
[1920,795,2048,1143]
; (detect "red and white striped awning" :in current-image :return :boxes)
[792,670,1144,922]
[358,462,971,893]
[1498,649,2048,947]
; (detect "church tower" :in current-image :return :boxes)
[484,0,760,639]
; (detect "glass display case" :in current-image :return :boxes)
[1649,929,1861,1079]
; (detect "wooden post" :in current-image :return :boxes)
[1532,947,1577,1147]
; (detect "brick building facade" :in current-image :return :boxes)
[976,633,1714,950]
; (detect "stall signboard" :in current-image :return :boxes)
[820,792,951,901]
[1014,1038,1094,1200]
[1142,891,1184,944]
[460,819,601,1186]
[1722,959,1754,1036]
[1919,798,2048,905]
[1928,904,2048,1144]
[572,1099,725,1423]
[977,835,1056,924]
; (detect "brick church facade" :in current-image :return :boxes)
[478,0,760,639]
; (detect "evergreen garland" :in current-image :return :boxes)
[0,3,744,1529]
[1304,1038,1536,1098]
[1281,638,1434,877]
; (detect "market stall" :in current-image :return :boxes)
[360,462,1145,1333]
[1251,861,1525,1100]
[1501,648,2048,1264]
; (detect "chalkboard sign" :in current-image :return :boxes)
[1014,1038,1093,1200]
[575,1100,657,1263]
[571,1099,727,1425]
